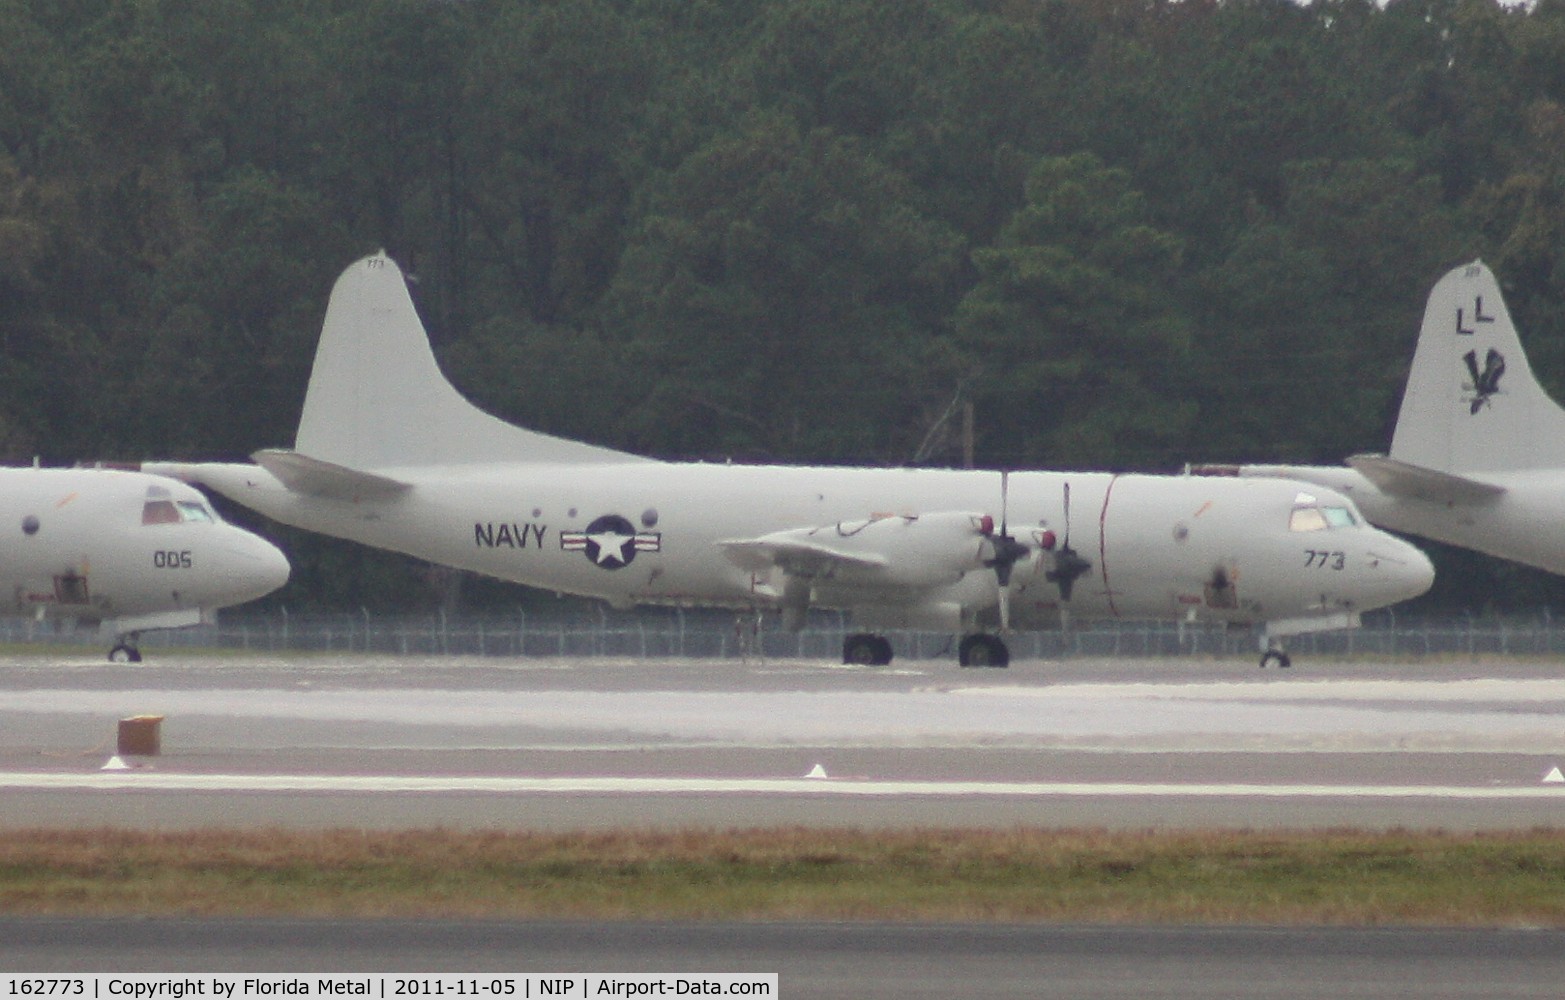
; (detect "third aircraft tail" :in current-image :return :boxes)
[1388,260,1565,477]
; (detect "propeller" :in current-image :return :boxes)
[982,471,1031,631]
[1042,481,1093,604]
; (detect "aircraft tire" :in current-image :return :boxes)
[843,633,892,666]
[108,644,142,664]
[1259,650,1291,669]
[872,635,893,665]
[958,633,1010,668]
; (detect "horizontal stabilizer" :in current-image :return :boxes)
[253,449,411,500]
[1346,454,1505,505]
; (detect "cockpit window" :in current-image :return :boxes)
[1289,506,1328,532]
[1323,505,1357,528]
[142,500,181,525]
[143,498,216,525]
[1289,504,1358,532]
[177,501,214,522]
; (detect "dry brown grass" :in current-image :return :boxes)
[2,827,1563,925]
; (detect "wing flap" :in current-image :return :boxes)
[253,449,411,500]
[1346,454,1505,505]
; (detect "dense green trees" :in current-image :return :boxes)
[6,0,1565,611]
[955,152,1191,467]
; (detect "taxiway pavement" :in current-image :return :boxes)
[2,652,1563,830]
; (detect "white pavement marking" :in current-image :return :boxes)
[2,771,1564,799]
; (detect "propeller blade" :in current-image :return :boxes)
[982,470,1029,632]
[1045,479,1093,603]
[1062,481,1071,547]
[1000,469,1010,535]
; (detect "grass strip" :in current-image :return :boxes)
[2,827,1564,925]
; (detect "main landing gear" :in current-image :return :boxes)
[108,636,143,663]
[958,633,1010,668]
[840,632,1012,668]
[1259,638,1291,669]
[842,632,894,666]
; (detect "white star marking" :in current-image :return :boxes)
[588,529,632,564]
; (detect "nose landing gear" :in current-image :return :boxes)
[1259,638,1291,669]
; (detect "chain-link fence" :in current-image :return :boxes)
[6,607,1565,660]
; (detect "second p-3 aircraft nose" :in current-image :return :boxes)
[214,529,292,606]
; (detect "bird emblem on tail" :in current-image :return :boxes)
[1462,348,1505,414]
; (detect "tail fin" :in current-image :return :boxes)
[1389,260,1565,475]
[291,253,643,470]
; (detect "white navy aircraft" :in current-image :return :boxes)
[146,253,1434,668]
[1215,260,1565,581]
[1,466,290,660]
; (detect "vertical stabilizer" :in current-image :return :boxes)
[1389,261,1565,475]
[293,253,641,470]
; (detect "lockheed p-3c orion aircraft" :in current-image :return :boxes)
[147,254,1433,668]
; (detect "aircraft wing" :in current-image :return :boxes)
[253,449,411,501]
[718,536,890,577]
[1346,454,1505,505]
[717,512,998,591]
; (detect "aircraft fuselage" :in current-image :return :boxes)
[170,460,1430,634]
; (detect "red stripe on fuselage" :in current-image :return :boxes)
[1100,474,1119,617]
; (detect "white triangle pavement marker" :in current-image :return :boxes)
[1543,766,1564,784]
[101,756,130,771]
[805,763,828,779]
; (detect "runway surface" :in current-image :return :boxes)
[3,651,1564,830]
[5,918,1565,999]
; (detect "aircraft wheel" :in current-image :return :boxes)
[843,633,891,666]
[1259,649,1291,669]
[108,644,142,664]
[958,633,1010,668]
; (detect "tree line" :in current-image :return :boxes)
[2,0,1564,612]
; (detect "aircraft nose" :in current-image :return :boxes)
[219,529,291,605]
[1370,535,1435,604]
